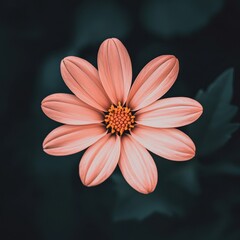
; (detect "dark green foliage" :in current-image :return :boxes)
[188,69,239,156]
[113,159,200,221]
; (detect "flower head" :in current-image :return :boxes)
[42,38,203,194]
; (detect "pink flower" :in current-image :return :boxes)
[42,38,203,194]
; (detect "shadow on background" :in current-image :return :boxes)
[1,0,240,239]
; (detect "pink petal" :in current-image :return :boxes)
[97,38,132,105]
[131,125,195,161]
[61,56,110,111]
[41,93,104,125]
[79,134,120,186]
[43,124,107,156]
[136,97,203,128]
[119,134,158,194]
[127,55,179,111]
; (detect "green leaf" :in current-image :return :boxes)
[112,174,182,221]
[188,68,239,156]
[201,141,240,177]
[141,0,224,38]
[112,159,200,221]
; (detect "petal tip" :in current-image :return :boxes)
[79,163,86,184]
[198,102,204,113]
[60,56,76,69]
[185,145,196,161]
[80,176,91,187]
[167,55,179,69]
[141,185,157,194]
[194,101,204,119]
[41,101,46,111]
[79,168,99,187]
[42,138,50,153]
[102,37,120,44]
[42,138,47,149]
[61,56,75,62]
[164,54,178,63]
[60,58,67,71]
[174,149,196,161]
[42,143,50,155]
[186,153,196,161]
[41,100,49,113]
[41,95,51,107]
[171,55,179,66]
[43,147,49,155]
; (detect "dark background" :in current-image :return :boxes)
[1,0,240,239]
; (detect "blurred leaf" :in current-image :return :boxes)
[206,164,240,176]
[112,174,181,221]
[71,1,131,50]
[201,143,240,176]
[141,0,224,38]
[188,68,239,156]
[113,159,200,221]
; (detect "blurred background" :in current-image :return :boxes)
[1,0,240,239]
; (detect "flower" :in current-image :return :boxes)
[42,38,203,194]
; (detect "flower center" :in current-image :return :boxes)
[104,102,135,135]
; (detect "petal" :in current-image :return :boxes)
[41,93,104,125]
[43,124,107,156]
[61,56,110,111]
[119,134,158,194]
[127,55,179,111]
[136,97,203,128]
[98,38,132,105]
[131,125,195,161]
[79,134,120,186]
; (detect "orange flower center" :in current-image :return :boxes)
[104,102,135,135]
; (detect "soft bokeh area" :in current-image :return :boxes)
[1,0,240,239]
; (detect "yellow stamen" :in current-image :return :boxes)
[104,102,135,136]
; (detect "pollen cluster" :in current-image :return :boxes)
[104,102,135,135]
